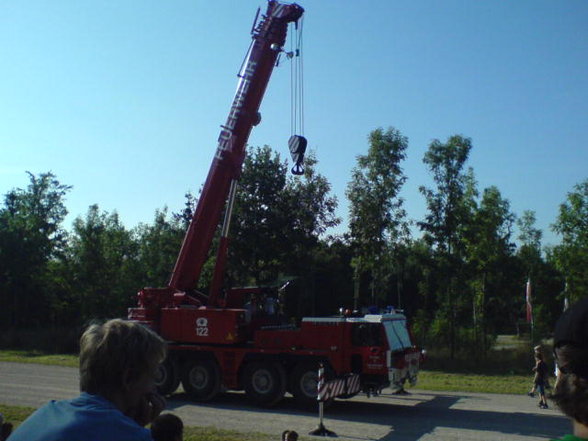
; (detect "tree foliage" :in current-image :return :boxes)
[418,135,473,357]
[135,208,185,288]
[551,179,588,303]
[346,127,409,306]
[464,186,516,347]
[67,205,139,322]
[224,146,340,316]
[0,143,577,360]
[228,145,291,285]
[0,172,71,327]
[419,135,472,255]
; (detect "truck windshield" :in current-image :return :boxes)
[383,319,412,351]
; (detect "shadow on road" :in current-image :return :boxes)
[338,395,568,441]
[166,391,569,441]
[166,392,313,417]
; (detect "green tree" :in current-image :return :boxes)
[309,235,354,316]
[402,238,438,346]
[228,145,290,286]
[0,172,71,327]
[67,204,139,322]
[173,191,197,228]
[464,186,515,350]
[346,127,409,308]
[418,134,472,357]
[518,210,542,252]
[214,145,340,317]
[551,179,588,303]
[419,135,472,255]
[516,210,549,336]
[285,151,340,242]
[283,151,340,316]
[135,208,185,288]
[226,146,340,287]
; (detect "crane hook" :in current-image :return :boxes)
[288,135,307,175]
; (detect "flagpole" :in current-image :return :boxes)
[526,277,534,343]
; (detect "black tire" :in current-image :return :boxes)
[243,361,286,407]
[181,359,221,402]
[289,362,333,407]
[155,358,180,396]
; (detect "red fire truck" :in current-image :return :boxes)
[129,0,422,408]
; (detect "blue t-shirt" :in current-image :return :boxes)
[9,392,153,441]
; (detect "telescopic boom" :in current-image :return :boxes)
[168,1,304,298]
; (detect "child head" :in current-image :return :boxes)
[79,318,166,396]
[282,430,299,441]
[151,413,183,441]
[534,344,543,360]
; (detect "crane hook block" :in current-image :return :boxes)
[288,135,307,175]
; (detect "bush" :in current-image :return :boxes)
[0,327,80,354]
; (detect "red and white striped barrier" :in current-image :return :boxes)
[317,365,326,400]
[317,372,361,402]
[311,364,337,436]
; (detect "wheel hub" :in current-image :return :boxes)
[252,369,273,393]
[190,367,208,389]
[301,371,317,397]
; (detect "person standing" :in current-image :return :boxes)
[9,319,167,441]
[528,345,543,397]
[532,349,549,409]
[550,297,588,440]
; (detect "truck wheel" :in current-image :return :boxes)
[243,361,286,407]
[155,358,180,396]
[290,362,334,407]
[181,359,221,402]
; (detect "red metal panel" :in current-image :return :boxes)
[160,308,247,344]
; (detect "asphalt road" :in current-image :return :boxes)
[0,361,569,441]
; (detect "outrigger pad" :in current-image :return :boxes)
[288,135,307,175]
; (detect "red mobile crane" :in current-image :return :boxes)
[129,0,422,407]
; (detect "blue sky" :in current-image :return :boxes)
[1,1,587,248]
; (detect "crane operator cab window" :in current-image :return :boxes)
[243,291,280,323]
[352,323,383,347]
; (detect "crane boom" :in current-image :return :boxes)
[169,1,304,293]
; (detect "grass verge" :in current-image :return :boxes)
[0,350,78,367]
[0,404,35,427]
[182,426,273,441]
[413,371,532,395]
